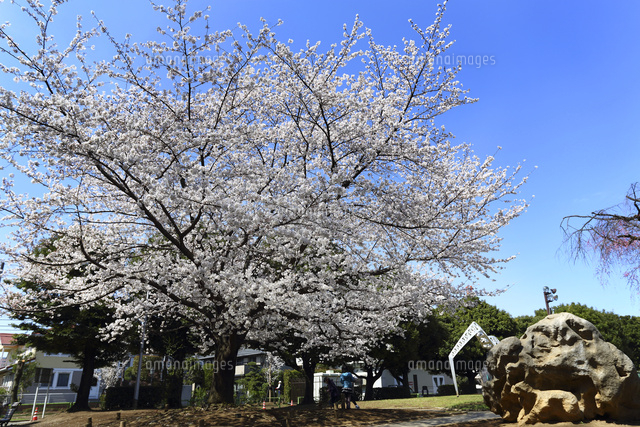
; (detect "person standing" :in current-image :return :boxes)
[339,366,360,409]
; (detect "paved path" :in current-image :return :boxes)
[373,411,501,427]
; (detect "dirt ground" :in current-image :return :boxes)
[23,406,640,427]
[22,406,451,426]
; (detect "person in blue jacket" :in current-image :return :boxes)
[339,366,360,409]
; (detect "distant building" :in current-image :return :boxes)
[0,333,103,404]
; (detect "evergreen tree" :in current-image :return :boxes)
[9,241,134,412]
[12,301,132,411]
[236,362,268,403]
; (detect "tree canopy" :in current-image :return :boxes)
[0,0,527,403]
[435,297,518,368]
[562,183,640,291]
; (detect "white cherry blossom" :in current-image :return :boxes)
[0,0,527,403]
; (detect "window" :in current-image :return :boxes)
[56,373,70,387]
[53,372,72,388]
[2,373,13,387]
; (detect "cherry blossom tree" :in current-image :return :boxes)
[0,0,528,403]
[562,183,640,292]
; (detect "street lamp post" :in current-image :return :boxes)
[543,286,558,315]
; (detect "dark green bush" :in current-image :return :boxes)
[103,386,163,410]
[436,384,457,396]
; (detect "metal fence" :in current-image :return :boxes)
[11,388,77,421]
[20,390,77,405]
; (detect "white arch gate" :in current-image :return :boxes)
[447,321,499,396]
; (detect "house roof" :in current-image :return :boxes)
[196,348,266,362]
[0,333,17,347]
[237,348,266,358]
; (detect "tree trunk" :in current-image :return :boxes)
[10,360,25,404]
[401,368,411,396]
[208,332,243,405]
[68,347,96,412]
[301,355,317,405]
[391,366,411,396]
[363,364,384,401]
[164,367,184,408]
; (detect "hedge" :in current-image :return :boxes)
[102,386,163,410]
[436,381,477,396]
[371,386,411,400]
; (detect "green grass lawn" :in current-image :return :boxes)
[357,394,488,411]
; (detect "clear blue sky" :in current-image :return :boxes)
[1,0,639,330]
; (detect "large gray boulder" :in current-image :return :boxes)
[483,312,640,424]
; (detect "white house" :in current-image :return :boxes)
[0,333,102,405]
[313,366,455,402]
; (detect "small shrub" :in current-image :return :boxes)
[436,384,457,396]
[190,386,208,408]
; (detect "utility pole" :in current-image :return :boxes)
[133,291,149,410]
[132,317,146,409]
